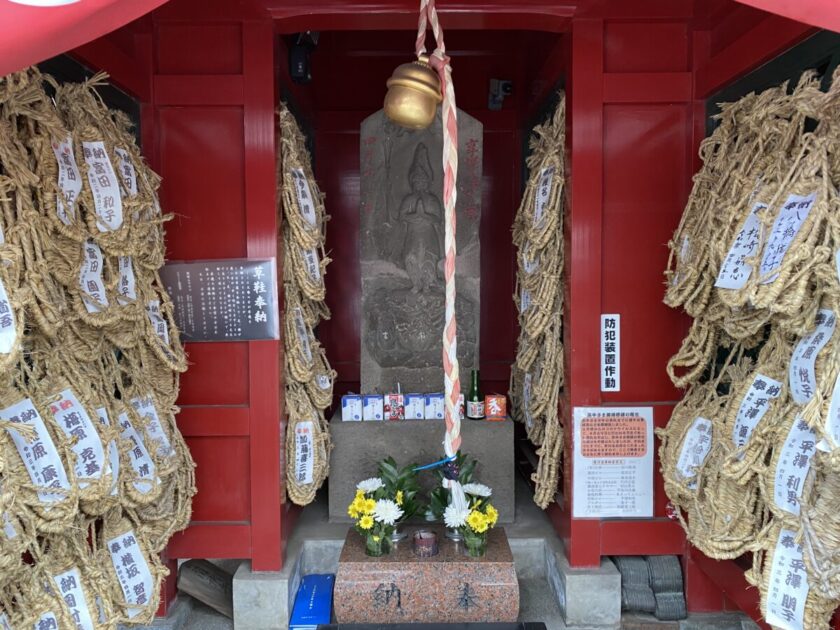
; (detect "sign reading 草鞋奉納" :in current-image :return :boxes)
[161,259,279,342]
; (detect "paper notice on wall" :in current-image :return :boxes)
[766,528,809,630]
[295,421,315,485]
[759,192,817,283]
[95,407,121,496]
[117,412,157,495]
[293,307,312,362]
[675,417,712,488]
[130,396,173,459]
[82,141,124,231]
[789,308,835,404]
[773,417,815,516]
[116,256,137,305]
[0,397,71,504]
[114,148,138,197]
[533,166,555,227]
[52,136,82,226]
[302,248,321,282]
[145,300,170,346]
[523,373,533,429]
[0,276,17,355]
[53,567,96,630]
[48,388,105,488]
[573,406,653,518]
[291,168,317,226]
[107,530,154,619]
[715,202,766,289]
[600,314,620,392]
[79,240,109,313]
[731,373,783,457]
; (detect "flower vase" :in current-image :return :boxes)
[365,534,391,557]
[445,528,464,542]
[390,525,408,543]
[463,532,487,558]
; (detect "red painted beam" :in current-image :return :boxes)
[72,35,151,102]
[168,523,252,559]
[176,406,250,437]
[153,75,245,106]
[600,519,685,556]
[603,72,692,104]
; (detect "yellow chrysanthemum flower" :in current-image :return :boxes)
[348,505,360,519]
[350,497,365,514]
[467,510,487,532]
[359,515,374,530]
[473,519,489,534]
[363,498,376,514]
[396,490,404,506]
[485,504,498,526]
[355,489,365,500]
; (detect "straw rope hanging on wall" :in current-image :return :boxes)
[661,68,840,629]
[277,103,336,506]
[0,67,194,627]
[509,93,565,509]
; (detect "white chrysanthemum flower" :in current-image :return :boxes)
[372,499,403,526]
[444,503,469,529]
[356,477,385,493]
[462,482,492,497]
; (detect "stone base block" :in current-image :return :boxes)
[334,526,519,624]
[548,547,621,627]
[232,559,299,630]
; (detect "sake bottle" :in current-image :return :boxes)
[466,369,485,420]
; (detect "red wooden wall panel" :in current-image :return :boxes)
[604,22,689,73]
[186,436,251,522]
[156,22,244,75]
[177,343,250,406]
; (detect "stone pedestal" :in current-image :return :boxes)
[328,410,514,523]
[334,526,519,624]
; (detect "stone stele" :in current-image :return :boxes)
[360,108,483,394]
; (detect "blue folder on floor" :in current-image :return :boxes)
[290,574,335,630]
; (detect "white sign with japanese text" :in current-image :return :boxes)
[789,308,835,404]
[117,257,137,305]
[117,412,157,495]
[79,240,109,313]
[82,141,123,231]
[600,314,620,392]
[291,168,317,226]
[773,417,815,516]
[573,406,653,518]
[107,530,154,619]
[766,528,809,630]
[48,388,105,488]
[130,397,173,459]
[715,202,766,289]
[0,275,17,354]
[0,397,70,504]
[145,301,170,346]
[732,374,783,457]
[676,417,712,487]
[114,148,138,197]
[534,166,555,227]
[52,136,82,226]
[295,421,315,485]
[95,407,121,496]
[759,192,817,283]
[53,567,95,630]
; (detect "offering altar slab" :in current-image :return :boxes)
[334,526,519,624]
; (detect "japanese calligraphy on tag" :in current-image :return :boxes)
[82,141,123,231]
[291,168,317,226]
[160,259,279,341]
[107,530,154,619]
[130,397,172,459]
[600,314,620,392]
[715,202,766,289]
[52,136,82,226]
[522,243,539,275]
[295,421,315,484]
[95,407,120,496]
[731,374,783,457]
[79,240,109,313]
[302,248,321,281]
[520,288,531,313]
[114,148,138,197]
[145,301,170,346]
[759,192,817,283]
[53,567,95,630]
[116,257,137,305]
[676,417,712,488]
[789,308,835,404]
[773,417,815,516]
[533,166,554,227]
[293,307,313,362]
[523,372,533,429]
[48,389,105,488]
[35,612,60,630]
[0,398,70,504]
[766,528,809,630]
[117,412,157,495]
[0,276,16,354]
[573,407,653,518]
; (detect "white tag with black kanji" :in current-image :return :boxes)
[116,257,137,305]
[114,148,138,197]
[293,307,313,362]
[47,388,105,488]
[765,528,809,630]
[294,421,315,485]
[117,412,158,495]
[0,276,17,354]
[82,141,124,231]
[759,192,817,283]
[676,417,712,489]
[789,308,835,404]
[107,530,154,619]
[53,567,95,630]
[145,300,170,345]
[715,202,766,289]
[533,166,554,227]
[773,417,815,516]
[130,396,173,459]
[291,168,317,226]
[79,240,109,313]
[52,136,82,225]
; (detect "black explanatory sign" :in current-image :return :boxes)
[160,259,279,342]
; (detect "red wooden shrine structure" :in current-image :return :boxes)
[2,0,839,626]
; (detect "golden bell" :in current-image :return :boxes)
[384,54,442,129]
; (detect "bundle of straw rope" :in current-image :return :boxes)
[509,94,565,509]
[0,67,194,625]
[277,104,335,506]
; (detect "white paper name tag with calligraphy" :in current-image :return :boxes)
[79,240,109,313]
[773,417,815,516]
[731,374,783,457]
[130,397,173,460]
[2,511,15,539]
[145,301,171,346]
[520,288,531,313]
[293,307,313,362]
[52,136,82,226]
[766,528,809,630]
[0,276,17,354]
[534,166,555,227]
[117,412,157,494]
[107,530,154,619]
[676,417,712,488]
[82,141,124,231]
[291,168,317,226]
[295,421,315,485]
[759,192,817,283]
[95,407,120,496]
[672,237,690,287]
[316,374,331,390]
[114,148,138,197]
[789,308,835,404]
[0,398,70,504]
[0,612,11,630]
[303,248,321,282]
[53,567,95,630]
[715,202,766,289]
[523,373,533,429]
[116,257,137,305]
[522,252,539,275]
[36,612,60,630]
[48,389,105,488]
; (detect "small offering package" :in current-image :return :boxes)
[341,395,362,422]
[425,393,445,420]
[384,393,405,421]
[485,394,507,420]
[363,395,384,421]
[404,394,425,420]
